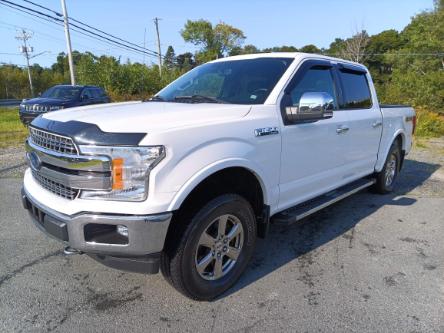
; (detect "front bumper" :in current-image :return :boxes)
[22,188,172,274]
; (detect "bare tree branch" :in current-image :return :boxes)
[340,29,370,63]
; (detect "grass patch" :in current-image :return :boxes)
[0,107,28,148]
[413,137,428,149]
[415,108,444,138]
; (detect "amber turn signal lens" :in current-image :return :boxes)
[112,158,124,190]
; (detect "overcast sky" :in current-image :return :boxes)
[0,0,434,67]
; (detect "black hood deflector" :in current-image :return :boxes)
[30,116,146,146]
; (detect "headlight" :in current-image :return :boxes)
[79,145,165,201]
[49,106,63,111]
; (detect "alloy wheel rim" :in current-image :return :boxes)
[385,153,397,186]
[194,214,244,281]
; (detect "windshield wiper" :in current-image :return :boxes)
[173,95,228,104]
[143,95,166,102]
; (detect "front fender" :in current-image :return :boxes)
[167,157,271,212]
[157,136,276,211]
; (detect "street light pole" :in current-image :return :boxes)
[60,0,76,85]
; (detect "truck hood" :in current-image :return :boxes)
[42,101,251,133]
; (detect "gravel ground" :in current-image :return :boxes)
[0,144,27,178]
[0,139,443,332]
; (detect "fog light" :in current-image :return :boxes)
[117,225,128,237]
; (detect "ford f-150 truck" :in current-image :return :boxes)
[22,53,416,300]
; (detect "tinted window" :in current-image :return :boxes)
[82,89,94,99]
[288,66,338,108]
[96,88,107,97]
[157,58,293,105]
[91,89,102,99]
[41,86,82,99]
[339,70,372,109]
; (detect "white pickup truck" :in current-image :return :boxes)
[22,53,415,300]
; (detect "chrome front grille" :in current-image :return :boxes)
[25,104,49,112]
[26,130,111,200]
[29,127,78,155]
[32,170,79,200]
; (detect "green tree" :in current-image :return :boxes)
[164,46,176,69]
[383,5,444,110]
[299,44,321,54]
[176,52,195,70]
[229,44,259,56]
[181,19,246,62]
[327,38,346,57]
[262,45,298,53]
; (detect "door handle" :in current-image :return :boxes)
[336,125,349,134]
[372,121,382,128]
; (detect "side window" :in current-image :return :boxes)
[82,89,93,100]
[92,88,104,99]
[98,88,107,97]
[91,89,100,99]
[338,69,372,109]
[288,66,338,108]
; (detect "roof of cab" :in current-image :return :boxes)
[209,52,368,71]
[52,84,103,89]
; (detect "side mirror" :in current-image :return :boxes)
[38,92,42,97]
[81,94,88,101]
[285,92,334,123]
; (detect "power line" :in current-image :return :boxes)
[0,0,164,60]
[0,62,27,67]
[0,19,111,54]
[17,0,162,58]
[21,0,160,56]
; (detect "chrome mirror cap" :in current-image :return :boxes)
[285,92,334,123]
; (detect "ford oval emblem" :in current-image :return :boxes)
[27,151,42,171]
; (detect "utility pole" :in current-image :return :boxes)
[15,29,34,97]
[60,0,76,85]
[153,17,162,76]
[143,27,147,66]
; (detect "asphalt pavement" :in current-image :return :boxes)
[0,140,443,332]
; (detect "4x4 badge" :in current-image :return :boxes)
[254,127,279,137]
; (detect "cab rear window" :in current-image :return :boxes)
[339,69,372,109]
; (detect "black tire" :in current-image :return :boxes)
[160,194,256,301]
[374,141,401,194]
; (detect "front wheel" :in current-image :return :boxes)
[161,194,257,301]
[374,141,401,194]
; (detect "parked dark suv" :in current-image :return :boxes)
[19,85,110,125]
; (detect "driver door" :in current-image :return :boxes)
[80,88,94,105]
[278,60,352,211]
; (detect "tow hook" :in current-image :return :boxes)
[64,246,83,255]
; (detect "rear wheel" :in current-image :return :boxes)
[374,141,401,194]
[161,194,256,301]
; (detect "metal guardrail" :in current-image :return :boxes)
[0,99,22,107]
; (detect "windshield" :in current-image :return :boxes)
[156,57,293,104]
[41,86,82,99]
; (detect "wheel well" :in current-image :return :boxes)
[394,134,405,171]
[181,167,264,219]
[164,167,267,248]
[395,134,403,150]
